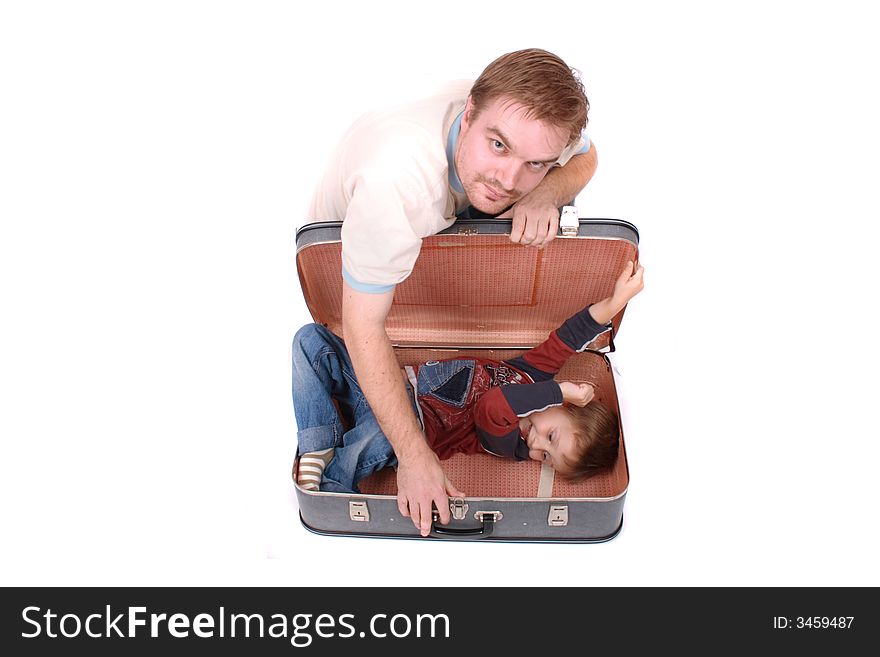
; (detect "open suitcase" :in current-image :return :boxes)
[293,217,639,542]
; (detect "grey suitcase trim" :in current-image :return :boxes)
[295,218,639,253]
[294,478,626,543]
[298,512,624,543]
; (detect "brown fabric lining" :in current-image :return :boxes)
[298,235,637,348]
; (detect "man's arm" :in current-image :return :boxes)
[507,143,598,248]
[342,281,464,537]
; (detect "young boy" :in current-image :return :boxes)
[292,261,644,493]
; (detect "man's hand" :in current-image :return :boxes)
[559,381,595,407]
[507,193,560,249]
[396,445,464,537]
[502,147,598,249]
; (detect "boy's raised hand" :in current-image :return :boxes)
[587,260,646,325]
[612,260,645,306]
[559,381,595,407]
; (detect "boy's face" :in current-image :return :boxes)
[455,95,569,215]
[518,407,579,474]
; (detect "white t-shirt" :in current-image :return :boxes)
[308,81,589,293]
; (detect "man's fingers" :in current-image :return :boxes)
[420,503,436,537]
[519,220,538,245]
[397,496,410,518]
[531,215,557,248]
[434,495,450,527]
[509,214,525,243]
[409,501,423,534]
[527,216,548,246]
[549,213,559,237]
[538,216,559,248]
[445,477,465,499]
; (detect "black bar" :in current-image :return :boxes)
[1,587,875,655]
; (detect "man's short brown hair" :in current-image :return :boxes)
[561,401,619,481]
[469,48,590,145]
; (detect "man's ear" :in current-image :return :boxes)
[462,95,474,129]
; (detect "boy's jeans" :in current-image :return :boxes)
[291,323,397,493]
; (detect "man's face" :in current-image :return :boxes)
[455,95,569,214]
[518,406,579,474]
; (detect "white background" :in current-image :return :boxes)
[2,1,878,586]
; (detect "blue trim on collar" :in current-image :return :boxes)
[576,132,591,154]
[446,111,464,193]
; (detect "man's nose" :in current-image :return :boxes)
[494,160,519,191]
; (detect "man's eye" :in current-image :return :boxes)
[528,161,546,170]
[492,140,505,151]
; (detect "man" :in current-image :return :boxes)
[305,48,597,536]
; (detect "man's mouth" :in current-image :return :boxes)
[483,183,507,202]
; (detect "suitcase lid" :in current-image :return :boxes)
[295,218,639,349]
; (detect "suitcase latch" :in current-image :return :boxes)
[559,205,579,237]
[548,505,569,527]
[349,500,370,522]
[449,498,469,520]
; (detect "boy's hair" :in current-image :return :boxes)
[561,401,620,481]
[469,48,589,145]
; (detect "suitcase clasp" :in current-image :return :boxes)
[449,497,469,520]
[559,205,579,237]
[349,500,370,522]
[548,505,569,527]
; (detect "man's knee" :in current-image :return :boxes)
[293,322,322,347]
[292,323,350,382]
[292,323,330,361]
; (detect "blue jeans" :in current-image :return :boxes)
[291,323,397,493]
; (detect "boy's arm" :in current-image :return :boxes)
[474,382,563,460]
[504,306,609,382]
[505,261,644,380]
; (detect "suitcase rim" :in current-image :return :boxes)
[296,217,639,253]
[297,510,624,544]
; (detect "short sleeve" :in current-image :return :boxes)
[554,131,591,168]
[340,169,429,291]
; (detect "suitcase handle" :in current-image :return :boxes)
[429,512,498,540]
